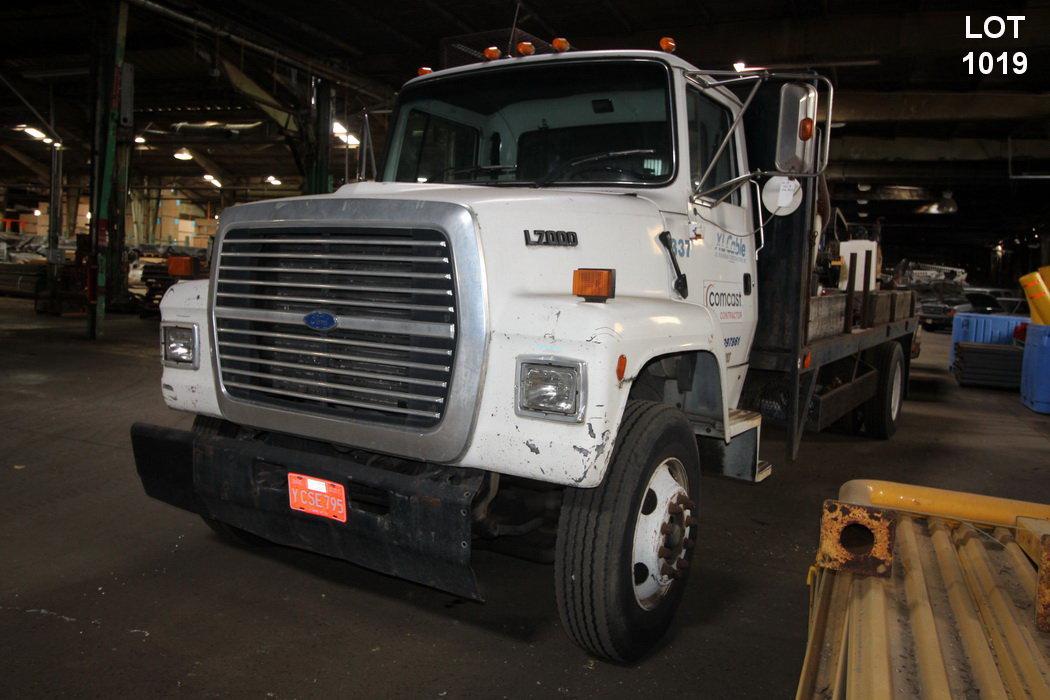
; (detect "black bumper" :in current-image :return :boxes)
[130,422,485,600]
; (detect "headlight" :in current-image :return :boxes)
[162,323,199,368]
[517,358,585,422]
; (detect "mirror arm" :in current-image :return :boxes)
[751,179,765,258]
[694,77,763,194]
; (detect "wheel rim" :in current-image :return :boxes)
[631,457,695,611]
[890,361,903,421]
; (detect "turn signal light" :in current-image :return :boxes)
[483,46,501,60]
[573,268,616,302]
[659,36,677,53]
[616,354,628,381]
[798,117,814,141]
[551,37,571,52]
[417,66,433,76]
[516,41,535,56]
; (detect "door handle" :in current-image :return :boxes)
[743,273,752,295]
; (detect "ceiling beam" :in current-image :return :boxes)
[183,148,232,184]
[824,161,1020,182]
[831,92,1050,123]
[0,144,49,181]
[832,136,1050,161]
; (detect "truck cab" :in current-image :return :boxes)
[134,46,911,663]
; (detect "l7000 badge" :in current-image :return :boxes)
[524,229,578,247]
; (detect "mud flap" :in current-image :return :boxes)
[130,422,485,600]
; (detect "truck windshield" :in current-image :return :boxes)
[382,60,674,187]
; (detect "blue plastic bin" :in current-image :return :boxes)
[1021,324,1050,414]
[949,313,1029,367]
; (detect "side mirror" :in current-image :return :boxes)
[775,83,818,173]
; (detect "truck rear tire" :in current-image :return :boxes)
[865,341,905,439]
[555,400,700,663]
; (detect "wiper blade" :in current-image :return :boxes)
[532,148,655,187]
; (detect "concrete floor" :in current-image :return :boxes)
[2,296,1048,698]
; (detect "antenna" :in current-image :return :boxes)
[506,2,521,56]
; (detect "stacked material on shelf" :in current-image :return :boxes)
[952,342,1025,389]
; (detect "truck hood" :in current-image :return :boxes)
[330,180,667,220]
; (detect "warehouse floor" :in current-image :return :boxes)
[2,296,1048,698]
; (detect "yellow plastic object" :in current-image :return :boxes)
[1020,271,1050,324]
[1040,266,1050,289]
[838,479,1050,528]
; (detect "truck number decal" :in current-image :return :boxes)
[524,229,578,247]
[672,238,691,258]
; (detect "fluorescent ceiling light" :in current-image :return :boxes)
[210,179,222,188]
[33,209,41,216]
[23,127,46,139]
[733,61,747,72]
[174,148,193,161]
[134,136,146,144]
[202,174,214,181]
[332,120,360,146]
[269,178,282,186]
[42,137,52,144]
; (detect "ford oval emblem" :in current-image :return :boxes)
[303,310,337,331]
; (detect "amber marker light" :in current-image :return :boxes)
[516,41,535,56]
[616,354,628,382]
[799,117,815,141]
[483,46,501,60]
[573,268,616,303]
[417,66,433,76]
[551,37,571,52]
[659,36,677,53]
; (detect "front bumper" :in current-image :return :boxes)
[130,422,485,600]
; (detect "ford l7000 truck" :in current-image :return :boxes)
[132,44,918,662]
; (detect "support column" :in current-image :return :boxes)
[304,78,332,195]
[87,0,128,338]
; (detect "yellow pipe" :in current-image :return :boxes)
[838,479,1050,528]
[1020,271,1050,324]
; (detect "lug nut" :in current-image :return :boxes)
[668,502,684,514]
[676,558,690,570]
[660,563,680,579]
[683,538,695,550]
[685,515,697,527]
[680,496,696,510]
[660,523,672,535]
[658,546,673,559]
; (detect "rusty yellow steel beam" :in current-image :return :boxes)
[839,479,1050,527]
[799,489,1050,699]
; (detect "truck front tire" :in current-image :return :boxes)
[555,400,700,663]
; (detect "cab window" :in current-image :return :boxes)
[686,89,739,204]
[394,109,479,183]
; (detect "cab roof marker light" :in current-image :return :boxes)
[417,66,433,76]
[551,37,571,52]
[516,41,535,56]
[483,46,501,60]
[659,37,676,53]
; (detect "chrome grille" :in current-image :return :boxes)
[213,226,455,428]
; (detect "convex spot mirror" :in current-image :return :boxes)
[762,176,803,216]
[775,83,818,174]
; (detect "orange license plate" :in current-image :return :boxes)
[287,473,347,523]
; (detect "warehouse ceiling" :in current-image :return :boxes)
[0,0,1047,269]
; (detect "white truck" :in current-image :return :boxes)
[132,45,919,662]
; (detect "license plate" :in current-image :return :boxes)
[287,473,347,523]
